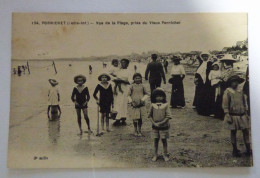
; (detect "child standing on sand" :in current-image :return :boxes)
[223,75,251,157]
[47,79,61,120]
[148,88,172,162]
[93,73,114,133]
[71,75,92,135]
[128,73,149,136]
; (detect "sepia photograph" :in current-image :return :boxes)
[8,13,252,168]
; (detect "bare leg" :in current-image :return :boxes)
[101,113,105,132]
[231,130,240,157]
[47,105,51,119]
[162,139,169,161]
[133,121,138,135]
[137,119,142,136]
[57,105,61,115]
[118,83,123,93]
[76,109,82,134]
[106,113,110,132]
[242,129,251,156]
[114,83,118,95]
[152,138,159,161]
[83,108,92,133]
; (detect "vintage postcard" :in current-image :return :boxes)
[8,13,252,168]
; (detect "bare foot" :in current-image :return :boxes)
[163,155,170,162]
[88,129,93,134]
[152,155,158,162]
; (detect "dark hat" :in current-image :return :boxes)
[151,88,167,103]
[111,59,119,65]
[49,79,58,86]
[151,54,158,60]
[98,73,111,81]
[120,58,130,64]
[226,75,245,87]
[171,57,181,61]
[219,54,238,63]
[74,74,86,84]
[132,73,142,80]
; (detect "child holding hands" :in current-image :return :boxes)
[148,88,172,162]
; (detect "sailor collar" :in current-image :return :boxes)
[152,103,168,109]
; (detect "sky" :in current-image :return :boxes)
[12,13,247,60]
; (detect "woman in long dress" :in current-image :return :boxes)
[170,57,186,108]
[113,58,131,126]
[193,53,214,116]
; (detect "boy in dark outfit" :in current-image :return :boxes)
[71,74,92,135]
[93,73,114,132]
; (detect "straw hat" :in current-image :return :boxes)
[219,54,238,62]
[200,52,211,59]
[212,62,220,67]
[98,73,111,81]
[48,79,58,86]
[74,74,86,84]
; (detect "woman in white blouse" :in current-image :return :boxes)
[169,57,186,108]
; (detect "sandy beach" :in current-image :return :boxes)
[8,60,252,168]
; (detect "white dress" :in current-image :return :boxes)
[113,68,131,120]
[48,86,60,105]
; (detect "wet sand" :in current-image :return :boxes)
[8,61,252,168]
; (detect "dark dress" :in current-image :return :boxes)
[170,75,185,107]
[93,83,114,113]
[71,86,90,109]
[194,61,215,116]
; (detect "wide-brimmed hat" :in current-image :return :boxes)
[200,52,211,60]
[219,54,238,63]
[151,88,167,103]
[226,75,245,87]
[132,73,142,80]
[49,79,58,86]
[74,74,86,84]
[212,62,220,68]
[171,56,181,61]
[98,73,111,81]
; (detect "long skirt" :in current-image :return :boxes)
[196,82,215,116]
[170,75,185,107]
[114,83,128,120]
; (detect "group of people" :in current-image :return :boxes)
[46,53,251,161]
[13,65,27,76]
[192,52,251,157]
